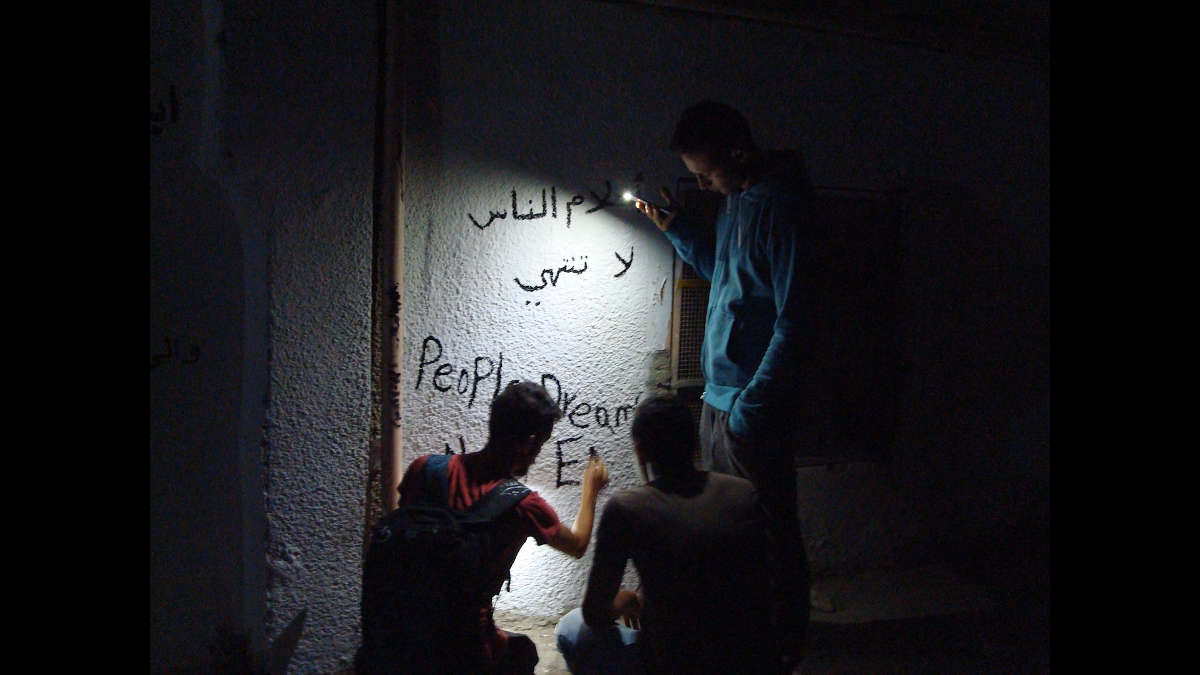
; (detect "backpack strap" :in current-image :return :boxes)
[420,453,533,595]
[466,479,531,594]
[421,453,453,507]
[464,479,532,522]
[420,453,532,519]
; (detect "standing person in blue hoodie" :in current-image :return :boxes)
[635,100,818,526]
[634,100,815,665]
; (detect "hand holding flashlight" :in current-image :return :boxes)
[623,187,678,233]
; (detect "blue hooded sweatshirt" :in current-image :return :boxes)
[662,150,817,440]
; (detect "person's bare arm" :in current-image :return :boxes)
[581,497,635,628]
[547,455,609,558]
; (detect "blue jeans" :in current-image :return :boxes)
[554,608,643,674]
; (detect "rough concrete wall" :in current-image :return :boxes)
[221,1,376,672]
[150,0,267,669]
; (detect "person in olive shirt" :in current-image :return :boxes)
[555,396,808,674]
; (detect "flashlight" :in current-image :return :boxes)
[622,190,673,217]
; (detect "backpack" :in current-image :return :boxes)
[358,454,532,675]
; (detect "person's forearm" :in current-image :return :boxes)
[662,212,715,280]
[580,500,626,627]
[567,489,599,554]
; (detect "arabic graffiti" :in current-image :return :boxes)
[613,247,633,278]
[513,250,636,297]
[585,180,615,214]
[515,188,549,220]
[150,84,179,137]
[514,257,588,292]
[468,181,616,231]
[464,176,647,305]
[149,335,201,370]
[564,194,586,227]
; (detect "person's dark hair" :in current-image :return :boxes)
[669,100,758,157]
[630,395,698,477]
[487,381,562,452]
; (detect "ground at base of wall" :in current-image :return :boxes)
[494,562,1048,674]
[492,609,570,674]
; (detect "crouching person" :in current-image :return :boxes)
[555,395,809,674]
[360,381,609,675]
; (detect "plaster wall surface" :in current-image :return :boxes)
[220,1,376,672]
[151,0,267,669]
